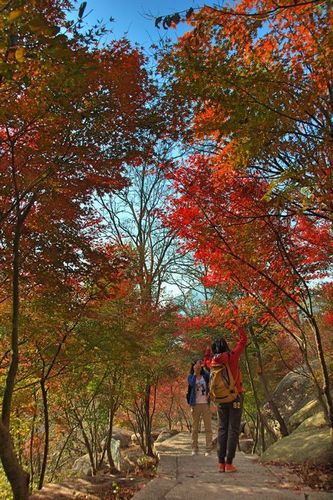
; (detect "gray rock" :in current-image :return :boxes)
[154,430,179,443]
[111,438,121,471]
[265,368,316,424]
[239,438,254,454]
[294,411,327,433]
[288,399,323,431]
[260,363,331,441]
[112,429,132,448]
[260,427,333,465]
[120,447,147,473]
[131,433,140,444]
[72,454,92,476]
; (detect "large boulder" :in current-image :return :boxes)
[239,438,254,454]
[72,454,92,476]
[260,427,332,465]
[112,428,132,448]
[72,439,121,475]
[261,363,333,441]
[288,399,324,431]
[111,438,121,471]
[259,361,333,468]
[263,367,316,426]
[120,447,147,473]
[294,411,327,432]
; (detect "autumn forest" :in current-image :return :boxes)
[0,0,332,498]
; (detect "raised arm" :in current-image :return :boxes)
[214,327,248,364]
[203,346,212,370]
[232,327,248,356]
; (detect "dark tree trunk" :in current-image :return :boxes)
[259,415,266,453]
[144,384,154,457]
[80,422,96,475]
[311,319,333,440]
[38,379,49,490]
[29,393,37,491]
[251,329,289,437]
[252,414,260,454]
[178,404,192,432]
[0,421,30,500]
[0,218,30,499]
[106,411,115,469]
[244,348,277,452]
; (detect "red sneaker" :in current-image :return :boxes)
[218,463,225,472]
[225,464,237,473]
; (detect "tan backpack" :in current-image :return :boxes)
[209,361,238,404]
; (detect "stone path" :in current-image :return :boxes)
[132,432,332,499]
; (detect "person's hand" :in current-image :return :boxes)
[204,346,212,356]
[193,359,202,374]
[224,316,243,331]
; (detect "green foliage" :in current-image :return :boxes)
[0,466,12,500]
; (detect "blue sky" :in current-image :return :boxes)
[77,0,203,49]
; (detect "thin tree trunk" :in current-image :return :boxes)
[301,340,329,422]
[244,349,276,451]
[252,414,259,454]
[106,411,115,469]
[2,221,21,425]
[79,422,96,475]
[258,414,266,453]
[38,378,49,490]
[50,427,75,482]
[0,218,30,499]
[243,407,257,453]
[148,384,158,456]
[29,392,37,492]
[145,384,154,456]
[244,350,266,451]
[251,329,289,437]
[178,404,192,432]
[311,319,333,439]
[131,402,146,454]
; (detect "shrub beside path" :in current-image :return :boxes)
[132,432,332,499]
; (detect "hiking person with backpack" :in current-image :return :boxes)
[187,359,213,456]
[205,324,248,472]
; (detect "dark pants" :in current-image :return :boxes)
[217,393,244,464]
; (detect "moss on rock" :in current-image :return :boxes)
[260,427,333,465]
[294,411,327,433]
[288,399,322,431]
